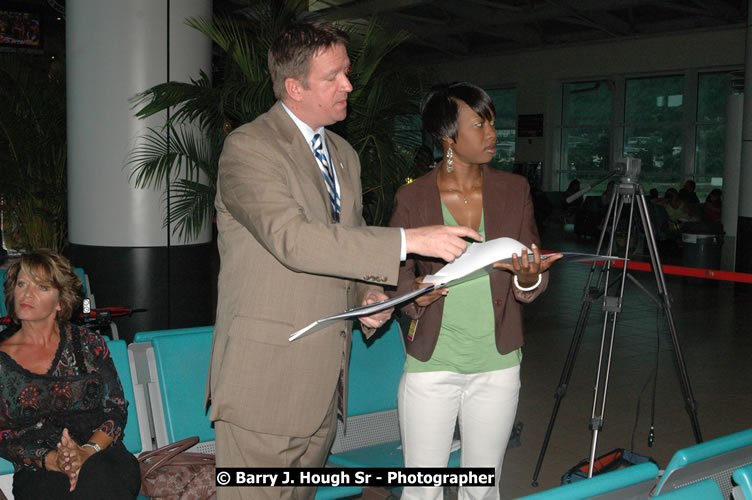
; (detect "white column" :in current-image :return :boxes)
[67,0,211,246]
[722,94,743,269]
[66,0,213,340]
[737,0,752,273]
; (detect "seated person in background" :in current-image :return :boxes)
[704,188,722,223]
[648,188,659,201]
[658,188,699,231]
[563,179,583,209]
[601,180,616,207]
[679,179,700,204]
[0,250,140,499]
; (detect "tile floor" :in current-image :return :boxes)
[357,222,752,499]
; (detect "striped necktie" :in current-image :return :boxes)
[312,133,340,222]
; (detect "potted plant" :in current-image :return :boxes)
[0,53,68,254]
[128,0,428,240]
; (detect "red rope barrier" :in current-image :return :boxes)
[543,250,752,284]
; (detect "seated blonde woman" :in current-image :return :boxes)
[0,250,140,499]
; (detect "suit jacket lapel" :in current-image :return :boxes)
[482,164,511,240]
[419,168,445,227]
[268,102,334,222]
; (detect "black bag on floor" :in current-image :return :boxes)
[561,448,656,484]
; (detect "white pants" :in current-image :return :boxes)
[398,366,521,500]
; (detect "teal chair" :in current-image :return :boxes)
[127,327,215,455]
[0,457,12,498]
[327,320,461,469]
[654,478,724,499]
[133,325,213,344]
[148,330,215,451]
[515,461,659,499]
[733,464,752,499]
[653,428,752,497]
[106,338,143,455]
[314,485,363,499]
[0,269,7,318]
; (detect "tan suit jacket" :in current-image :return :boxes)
[209,101,401,437]
[388,166,548,361]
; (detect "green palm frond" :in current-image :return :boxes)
[129,0,426,238]
[127,125,219,189]
[188,16,263,84]
[164,179,217,240]
[132,73,219,126]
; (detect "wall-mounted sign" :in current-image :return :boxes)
[517,114,544,137]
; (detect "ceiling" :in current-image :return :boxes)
[306,0,748,61]
[40,0,748,62]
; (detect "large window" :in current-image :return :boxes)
[624,75,684,196]
[695,72,732,185]
[559,81,613,190]
[487,87,517,171]
[558,71,734,198]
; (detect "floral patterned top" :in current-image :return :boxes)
[0,322,127,472]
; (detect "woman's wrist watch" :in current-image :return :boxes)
[82,442,102,453]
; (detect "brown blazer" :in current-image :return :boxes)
[209,101,401,437]
[388,165,548,361]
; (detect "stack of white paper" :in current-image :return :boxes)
[289,237,620,341]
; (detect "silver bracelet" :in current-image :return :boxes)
[514,273,542,291]
[82,442,102,453]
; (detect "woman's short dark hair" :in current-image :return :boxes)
[3,250,83,323]
[421,82,496,148]
[268,20,350,100]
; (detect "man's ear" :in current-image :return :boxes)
[285,77,304,102]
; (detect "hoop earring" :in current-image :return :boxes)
[446,146,454,173]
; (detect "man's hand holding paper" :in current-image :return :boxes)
[358,289,394,329]
[405,225,483,262]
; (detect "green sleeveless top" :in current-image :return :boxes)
[404,203,522,374]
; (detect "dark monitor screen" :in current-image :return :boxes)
[0,8,42,49]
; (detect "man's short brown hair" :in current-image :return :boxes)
[268,19,349,100]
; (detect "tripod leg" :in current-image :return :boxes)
[531,288,597,486]
[635,192,703,443]
[531,189,620,486]
[586,190,634,476]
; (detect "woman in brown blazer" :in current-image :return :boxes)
[389,82,560,500]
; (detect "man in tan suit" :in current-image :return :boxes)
[209,20,480,499]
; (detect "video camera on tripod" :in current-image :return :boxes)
[532,157,702,485]
[565,157,643,206]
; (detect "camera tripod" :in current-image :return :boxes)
[531,160,703,485]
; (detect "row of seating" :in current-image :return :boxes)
[516,427,752,499]
[125,321,460,499]
[125,323,428,499]
[118,321,752,499]
[0,318,748,499]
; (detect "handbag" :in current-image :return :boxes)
[138,436,216,500]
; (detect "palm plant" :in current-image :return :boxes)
[128,0,427,240]
[0,53,68,253]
